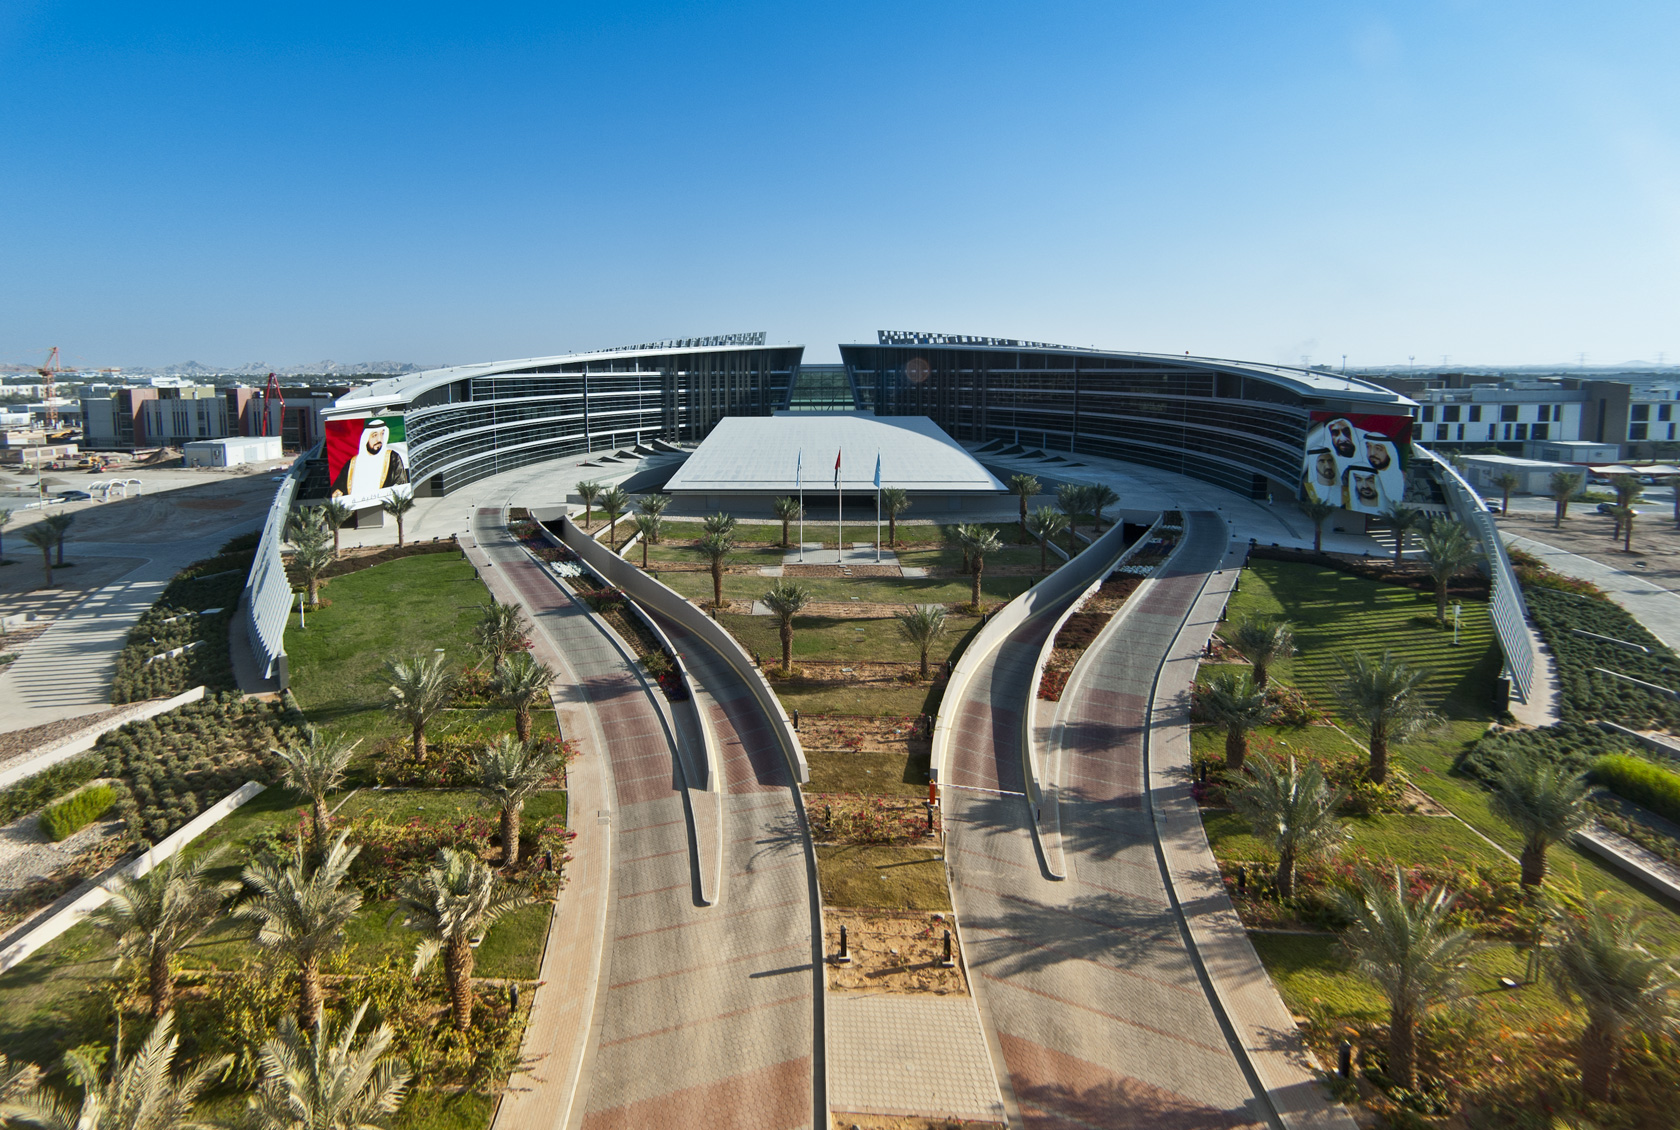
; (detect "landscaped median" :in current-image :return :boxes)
[0,544,573,1130]
[1192,553,1680,1126]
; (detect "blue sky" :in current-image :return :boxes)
[2,1,1677,369]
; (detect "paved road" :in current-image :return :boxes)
[944,515,1274,1129]
[473,512,818,1130]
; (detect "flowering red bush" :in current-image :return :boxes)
[1038,669,1070,701]
[376,734,574,789]
[809,793,937,845]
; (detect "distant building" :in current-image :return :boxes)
[81,383,344,451]
[1402,377,1679,457]
[183,436,284,467]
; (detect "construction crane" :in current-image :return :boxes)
[36,347,63,428]
[261,371,285,439]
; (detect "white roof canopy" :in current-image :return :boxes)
[663,413,1004,494]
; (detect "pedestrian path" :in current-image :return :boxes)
[942,512,1354,1129]
[1505,533,1680,652]
[827,994,1006,1123]
[475,510,818,1130]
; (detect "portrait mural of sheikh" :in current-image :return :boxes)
[1300,410,1413,516]
[326,415,410,506]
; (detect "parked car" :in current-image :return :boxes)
[1596,502,1640,516]
[55,490,91,501]
[1482,501,1502,514]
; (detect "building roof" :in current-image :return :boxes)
[662,413,1004,494]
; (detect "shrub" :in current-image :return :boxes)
[1524,586,1680,728]
[1459,721,1633,781]
[1592,753,1680,825]
[0,755,103,825]
[110,552,252,702]
[39,784,117,841]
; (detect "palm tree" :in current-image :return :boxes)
[1025,506,1068,572]
[320,497,352,557]
[475,734,563,866]
[1670,473,1680,529]
[0,507,12,564]
[1007,474,1041,542]
[3,1012,228,1130]
[286,506,331,553]
[1228,616,1294,689]
[635,492,670,533]
[1606,474,1642,542]
[495,653,555,743]
[1335,651,1436,784]
[1089,483,1120,531]
[248,1001,412,1129]
[895,604,948,680]
[633,513,662,567]
[696,530,734,609]
[1418,518,1479,627]
[1486,750,1592,888]
[1615,505,1636,552]
[762,581,812,674]
[1229,754,1348,898]
[474,600,529,673]
[87,849,235,1018]
[236,831,363,1027]
[274,729,357,850]
[881,487,911,548]
[1492,471,1521,514]
[292,539,333,607]
[1382,503,1424,567]
[21,525,54,587]
[1056,483,1091,544]
[1301,497,1336,552]
[380,487,416,548]
[1549,898,1680,1101]
[771,496,802,548]
[43,512,73,567]
[1337,867,1479,1091]
[1201,670,1276,771]
[1549,470,1583,528]
[702,511,737,537]
[385,652,456,761]
[960,525,1003,611]
[948,522,975,574]
[396,849,531,1030]
[574,479,602,526]
[598,486,630,549]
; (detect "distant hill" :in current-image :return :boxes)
[118,360,430,378]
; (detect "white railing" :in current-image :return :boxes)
[1418,446,1535,702]
[242,443,318,686]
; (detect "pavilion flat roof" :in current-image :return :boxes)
[662,413,1004,494]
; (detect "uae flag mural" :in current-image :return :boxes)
[1299,410,1413,516]
[325,415,410,507]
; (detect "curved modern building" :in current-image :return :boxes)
[319,330,1415,503]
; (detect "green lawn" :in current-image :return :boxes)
[1202,808,1508,869]
[287,554,493,743]
[653,568,1034,607]
[780,681,942,718]
[717,610,980,667]
[815,844,951,910]
[806,748,931,798]
[1190,723,1359,762]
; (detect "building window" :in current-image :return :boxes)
[1442,405,1461,422]
[1538,405,1550,422]
[1500,404,1519,422]
[1457,424,1465,441]
[1421,406,1434,422]
[1435,424,1449,441]
[1670,424,1677,440]
[1469,405,1483,422]
[1632,404,1650,422]
[1661,404,1672,422]
[1532,423,1549,440]
[1630,423,1649,441]
[1515,423,1528,440]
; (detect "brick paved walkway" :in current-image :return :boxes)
[944,514,1272,1130]
[828,994,1007,1123]
[472,511,819,1130]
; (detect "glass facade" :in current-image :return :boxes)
[376,346,801,495]
[839,345,1401,499]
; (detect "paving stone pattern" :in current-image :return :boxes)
[944,516,1272,1130]
[471,514,817,1130]
[827,994,1006,1122]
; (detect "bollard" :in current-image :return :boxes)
[792,709,800,731]
[1199,763,1207,784]
[941,930,955,968]
[1338,1041,1352,1079]
[512,983,520,1012]
[926,803,935,837]
[837,924,851,964]
[543,849,553,872]
[1237,865,1246,894]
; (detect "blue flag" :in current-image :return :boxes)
[796,450,802,489]
[873,453,881,489]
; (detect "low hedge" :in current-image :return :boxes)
[111,547,255,703]
[1459,721,1635,782]
[0,755,103,825]
[1592,753,1680,826]
[40,784,118,841]
[1524,586,1680,729]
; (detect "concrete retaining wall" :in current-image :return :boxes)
[0,686,208,792]
[0,780,266,971]
[556,516,808,784]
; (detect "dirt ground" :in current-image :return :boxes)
[832,1117,1004,1130]
[1499,507,1680,593]
[825,909,969,995]
[798,714,929,751]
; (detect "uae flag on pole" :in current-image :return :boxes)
[833,449,842,489]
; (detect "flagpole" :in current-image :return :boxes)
[797,450,805,563]
[875,452,882,564]
[836,458,843,567]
